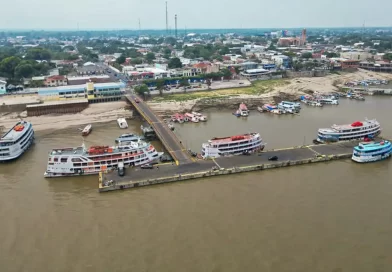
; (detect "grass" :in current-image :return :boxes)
[151,79,290,102]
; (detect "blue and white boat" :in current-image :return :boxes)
[317,119,381,143]
[115,133,144,144]
[352,140,392,163]
[0,121,35,161]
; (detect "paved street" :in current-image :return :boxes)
[126,94,193,164]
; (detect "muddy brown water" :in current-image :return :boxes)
[1,96,392,272]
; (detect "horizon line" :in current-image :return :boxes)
[1,26,392,32]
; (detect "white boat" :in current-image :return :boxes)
[201,133,264,159]
[316,119,381,143]
[115,133,144,143]
[117,118,128,129]
[319,98,339,105]
[81,124,92,136]
[352,140,392,163]
[192,112,207,121]
[281,101,301,110]
[239,103,249,117]
[278,103,298,113]
[257,106,264,112]
[185,113,199,123]
[0,121,35,161]
[44,141,163,178]
[168,123,175,130]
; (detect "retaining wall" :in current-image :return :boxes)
[99,153,351,192]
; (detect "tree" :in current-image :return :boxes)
[130,58,143,65]
[145,52,156,63]
[155,78,165,96]
[323,52,339,58]
[117,54,126,64]
[15,64,34,78]
[134,84,149,96]
[0,56,21,78]
[165,37,177,46]
[25,47,51,61]
[301,52,313,59]
[168,57,182,69]
[179,78,189,87]
[384,53,392,61]
[221,68,232,79]
[282,51,296,58]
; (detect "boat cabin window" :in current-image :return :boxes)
[60,157,68,163]
[54,157,58,162]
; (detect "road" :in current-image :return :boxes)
[126,94,193,165]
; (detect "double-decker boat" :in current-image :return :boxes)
[352,140,392,163]
[316,119,381,143]
[0,121,34,161]
[44,141,163,177]
[201,133,264,159]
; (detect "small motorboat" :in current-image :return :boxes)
[117,118,128,129]
[233,110,241,117]
[257,106,264,113]
[81,124,92,136]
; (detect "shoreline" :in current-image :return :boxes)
[0,101,132,133]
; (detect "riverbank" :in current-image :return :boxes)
[0,101,132,132]
[147,69,392,113]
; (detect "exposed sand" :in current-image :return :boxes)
[0,101,132,132]
[148,70,392,112]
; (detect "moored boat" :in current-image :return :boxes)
[257,106,264,112]
[115,133,144,143]
[201,133,264,159]
[192,112,207,121]
[233,110,241,117]
[352,140,392,163]
[0,121,35,161]
[81,124,92,136]
[185,113,199,123]
[44,141,163,178]
[239,102,249,117]
[316,119,381,143]
[117,118,128,129]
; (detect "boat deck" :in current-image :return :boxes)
[99,140,366,192]
[1,122,32,141]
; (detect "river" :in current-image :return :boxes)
[1,96,392,272]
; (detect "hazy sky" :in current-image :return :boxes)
[2,0,392,30]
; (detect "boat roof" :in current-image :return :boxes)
[319,119,378,132]
[0,121,31,141]
[49,141,150,156]
[209,133,258,144]
[354,141,391,151]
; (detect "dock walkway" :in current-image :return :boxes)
[125,94,193,165]
[99,141,362,192]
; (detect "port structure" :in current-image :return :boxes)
[125,94,193,165]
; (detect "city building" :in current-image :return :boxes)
[29,82,126,101]
[278,29,307,47]
[359,61,392,72]
[340,51,371,61]
[0,79,6,94]
[271,55,290,68]
[193,62,221,73]
[44,75,67,87]
[241,68,270,79]
[67,75,112,85]
[240,62,258,70]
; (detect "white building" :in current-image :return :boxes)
[0,80,6,94]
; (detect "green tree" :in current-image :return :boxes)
[15,64,34,78]
[165,37,177,46]
[25,47,52,61]
[168,57,182,68]
[384,53,392,61]
[0,56,21,78]
[134,84,149,96]
[145,52,156,63]
[180,78,189,87]
[117,54,126,64]
[221,68,232,79]
[301,52,313,59]
[156,78,165,95]
[130,58,143,65]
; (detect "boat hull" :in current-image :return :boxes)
[352,152,392,163]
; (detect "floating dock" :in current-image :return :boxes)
[98,141,366,192]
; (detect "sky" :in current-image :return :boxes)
[2,0,392,30]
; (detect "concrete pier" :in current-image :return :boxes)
[98,141,362,192]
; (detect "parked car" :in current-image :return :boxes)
[134,98,140,103]
[117,162,125,177]
[268,156,278,161]
[140,164,154,169]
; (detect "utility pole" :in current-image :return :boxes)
[165,1,168,34]
[175,14,178,38]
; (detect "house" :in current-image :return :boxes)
[45,75,67,87]
[193,62,220,73]
[0,80,6,94]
